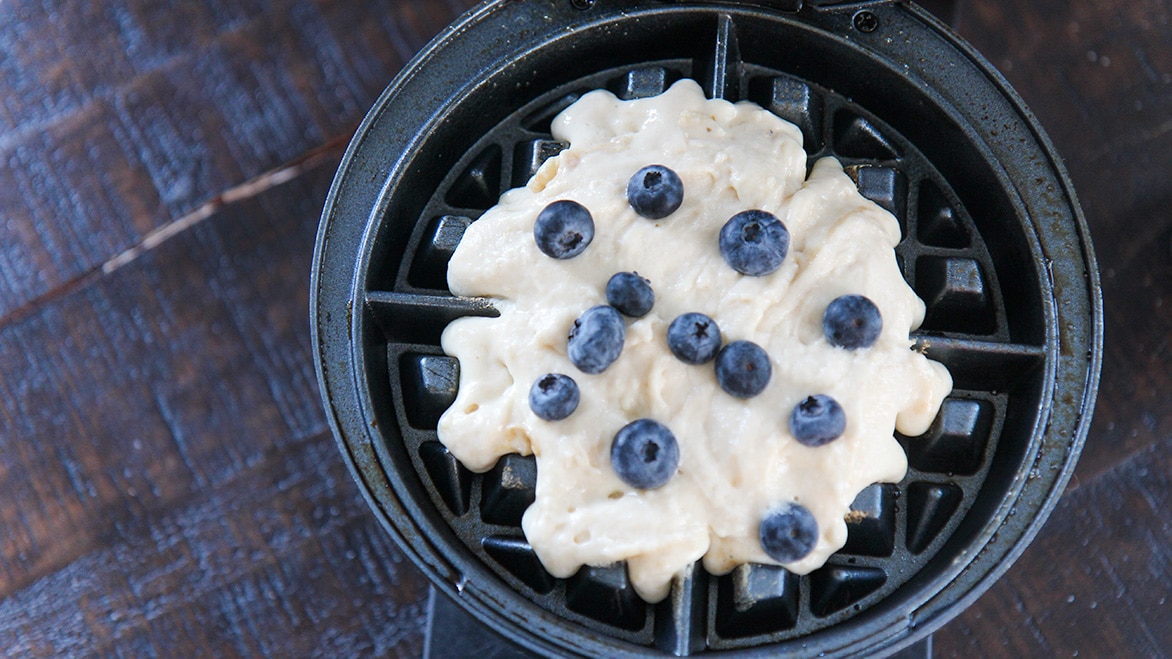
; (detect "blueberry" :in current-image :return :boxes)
[823,294,882,350]
[611,419,680,489]
[667,313,722,365]
[606,272,655,317]
[534,200,594,259]
[789,394,846,447]
[719,210,789,276]
[714,340,772,398]
[568,305,626,374]
[759,503,818,563]
[627,165,684,219]
[528,373,580,421]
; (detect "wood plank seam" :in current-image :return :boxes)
[0,131,353,334]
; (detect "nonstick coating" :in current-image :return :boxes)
[311,1,1101,656]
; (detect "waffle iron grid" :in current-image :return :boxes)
[359,14,1048,653]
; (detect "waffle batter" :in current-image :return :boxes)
[438,80,952,602]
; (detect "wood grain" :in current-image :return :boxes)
[933,436,1172,656]
[0,149,434,655]
[0,0,474,320]
[0,151,330,593]
[0,432,432,657]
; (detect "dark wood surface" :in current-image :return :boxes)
[0,1,1166,656]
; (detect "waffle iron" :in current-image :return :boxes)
[311,1,1102,655]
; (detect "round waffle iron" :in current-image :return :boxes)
[312,1,1102,655]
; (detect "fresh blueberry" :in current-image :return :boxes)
[667,313,722,365]
[611,419,680,489]
[714,340,772,398]
[534,200,594,259]
[606,272,655,317]
[759,503,818,563]
[627,165,684,219]
[789,394,846,447]
[719,210,790,276]
[568,305,626,374]
[823,294,882,350]
[528,373,580,421]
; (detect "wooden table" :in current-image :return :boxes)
[0,1,1167,656]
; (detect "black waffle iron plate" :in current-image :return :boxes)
[311,1,1102,655]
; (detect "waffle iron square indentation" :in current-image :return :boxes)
[361,11,1052,653]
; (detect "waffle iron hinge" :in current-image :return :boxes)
[653,0,805,14]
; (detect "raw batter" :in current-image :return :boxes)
[437,79,952,603]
